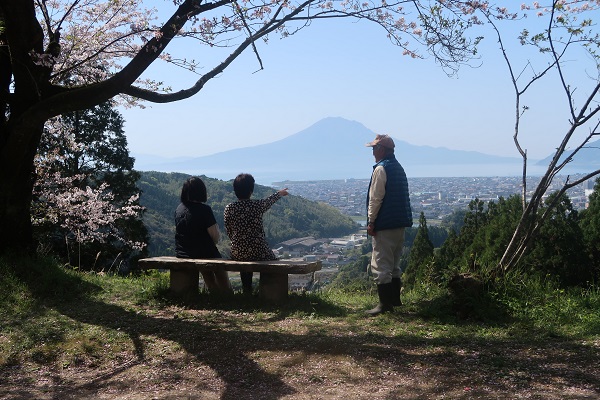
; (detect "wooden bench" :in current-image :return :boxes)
[137,256,322,302]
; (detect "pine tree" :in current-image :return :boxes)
[403,212,434,289]
[581,178,600,279]
[524,192,590,286]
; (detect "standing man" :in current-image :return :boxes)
[365,134,413,315]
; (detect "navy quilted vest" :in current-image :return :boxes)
[367,154,413,230]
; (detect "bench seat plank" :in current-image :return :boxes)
[138,256,321,274]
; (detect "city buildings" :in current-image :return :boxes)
[273,174,595,223]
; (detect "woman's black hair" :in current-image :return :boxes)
[233,173,254,199]
[181,176,207,204]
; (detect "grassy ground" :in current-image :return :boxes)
[1,255,600,399]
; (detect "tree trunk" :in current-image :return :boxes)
[0,123,42,254]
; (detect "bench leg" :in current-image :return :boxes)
[170,269,199,295]
[259,273,288,302]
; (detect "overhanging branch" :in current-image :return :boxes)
[123,0,314,103]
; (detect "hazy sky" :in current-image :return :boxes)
[120,4,596,161]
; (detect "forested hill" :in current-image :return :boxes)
[138,171,360,256]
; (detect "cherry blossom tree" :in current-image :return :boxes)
[0,0,496,254]
[32,176,145,267]
[32,102,147,269]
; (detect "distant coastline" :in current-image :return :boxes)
[145,162,591,186]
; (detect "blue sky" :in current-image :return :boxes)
[120,4,596,162]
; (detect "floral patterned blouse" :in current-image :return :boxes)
[224,192,282,261]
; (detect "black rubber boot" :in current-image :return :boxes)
[240,271,253,294]
[365,283,394,316]
[391,277,402,306]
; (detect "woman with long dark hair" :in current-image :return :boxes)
[175,176,232,294]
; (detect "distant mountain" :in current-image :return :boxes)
[134,117,528,184]
[536,139,600,172]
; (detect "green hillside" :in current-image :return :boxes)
[138,171,360,256]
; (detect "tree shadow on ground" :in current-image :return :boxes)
[3,264,600,399]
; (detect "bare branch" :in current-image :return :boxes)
[564,169,600,189]
[548,1,576,119]
[233,1,264,72]
[484,13,529,205]
[555,121,600,171]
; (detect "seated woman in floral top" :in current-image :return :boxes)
[224,173,288,294]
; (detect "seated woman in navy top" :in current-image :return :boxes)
[175,176,232,294]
